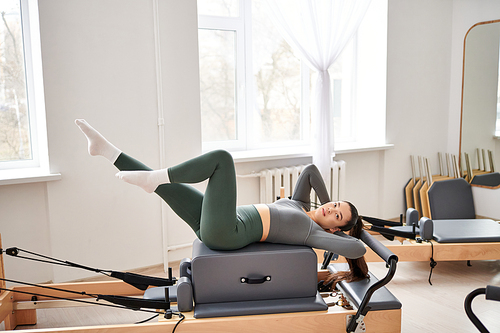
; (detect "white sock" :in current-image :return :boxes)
[115,169,169,193]
[75,119,122,163]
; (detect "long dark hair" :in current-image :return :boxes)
[325,203,369,289]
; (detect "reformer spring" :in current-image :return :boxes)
[320,291,353,309]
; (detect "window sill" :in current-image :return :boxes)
[231,143,394,163]
[0,169,62,186]
[231,146,312,163]
[334,142,394,154]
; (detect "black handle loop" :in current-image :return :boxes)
[240,276,271,284]
[6,247,19,256]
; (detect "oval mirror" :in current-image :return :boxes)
[460,20,500,188]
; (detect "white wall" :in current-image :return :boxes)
[1,0,201,283]
[353,0,454,219]
[2,0,500,283]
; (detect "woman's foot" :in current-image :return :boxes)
[115,169,169,193]
[75,119,121,163]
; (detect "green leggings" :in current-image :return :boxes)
[114,150,263,250]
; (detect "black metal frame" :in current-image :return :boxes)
[321,230,399,333]
[465,285,500,333]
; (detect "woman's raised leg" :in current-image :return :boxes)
[117,149,245,249]
[76,119,203,235]
[76,119,252,250]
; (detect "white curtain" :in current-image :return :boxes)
[265,0,372,188]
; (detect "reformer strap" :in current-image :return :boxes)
[97,294,171,310]
[362,215,415,241]
[362,215,403,227]
[111,270,175,291]
[2,247,176,290]
[368,225,417,240]
[3,247,106,274]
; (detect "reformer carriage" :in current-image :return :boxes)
[0,231,402,333]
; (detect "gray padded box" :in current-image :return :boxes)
[190,239,327,318]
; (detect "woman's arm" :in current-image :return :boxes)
[306,228,366,259]
[291,164,331,208]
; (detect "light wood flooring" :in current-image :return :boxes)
[1,254,500,332]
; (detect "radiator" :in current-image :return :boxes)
[258,161,346,204]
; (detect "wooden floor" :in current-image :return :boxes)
[369,259,500,332]
[1,256,499,332]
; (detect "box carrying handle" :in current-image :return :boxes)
[240,276,271,284]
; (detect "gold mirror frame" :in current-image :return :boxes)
[459,19,500,188]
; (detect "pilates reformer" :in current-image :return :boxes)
[0,230,402,333]
[359,174,500,284]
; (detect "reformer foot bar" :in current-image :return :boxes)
[0,232,402,333]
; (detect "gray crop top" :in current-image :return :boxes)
[264,165,366,259]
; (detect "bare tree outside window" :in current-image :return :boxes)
[252,0,302,143]
[199,29,237,142]
[0,0,32,162]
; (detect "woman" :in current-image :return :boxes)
[75,119,368,287]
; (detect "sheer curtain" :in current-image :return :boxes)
[265,0,371,188]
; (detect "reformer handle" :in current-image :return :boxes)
[5,247,19,256]
[240,276,271,284]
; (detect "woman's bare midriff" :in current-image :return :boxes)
[254,204,270,242]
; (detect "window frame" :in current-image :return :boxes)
[0,0,50,178]
[198,0,311,153]
[198,4,246,152]
[197,0,388,156]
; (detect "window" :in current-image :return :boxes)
[198,0,310,153]
[330,0,388,149]
[197,0,387,154]
[0,0,49,176]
